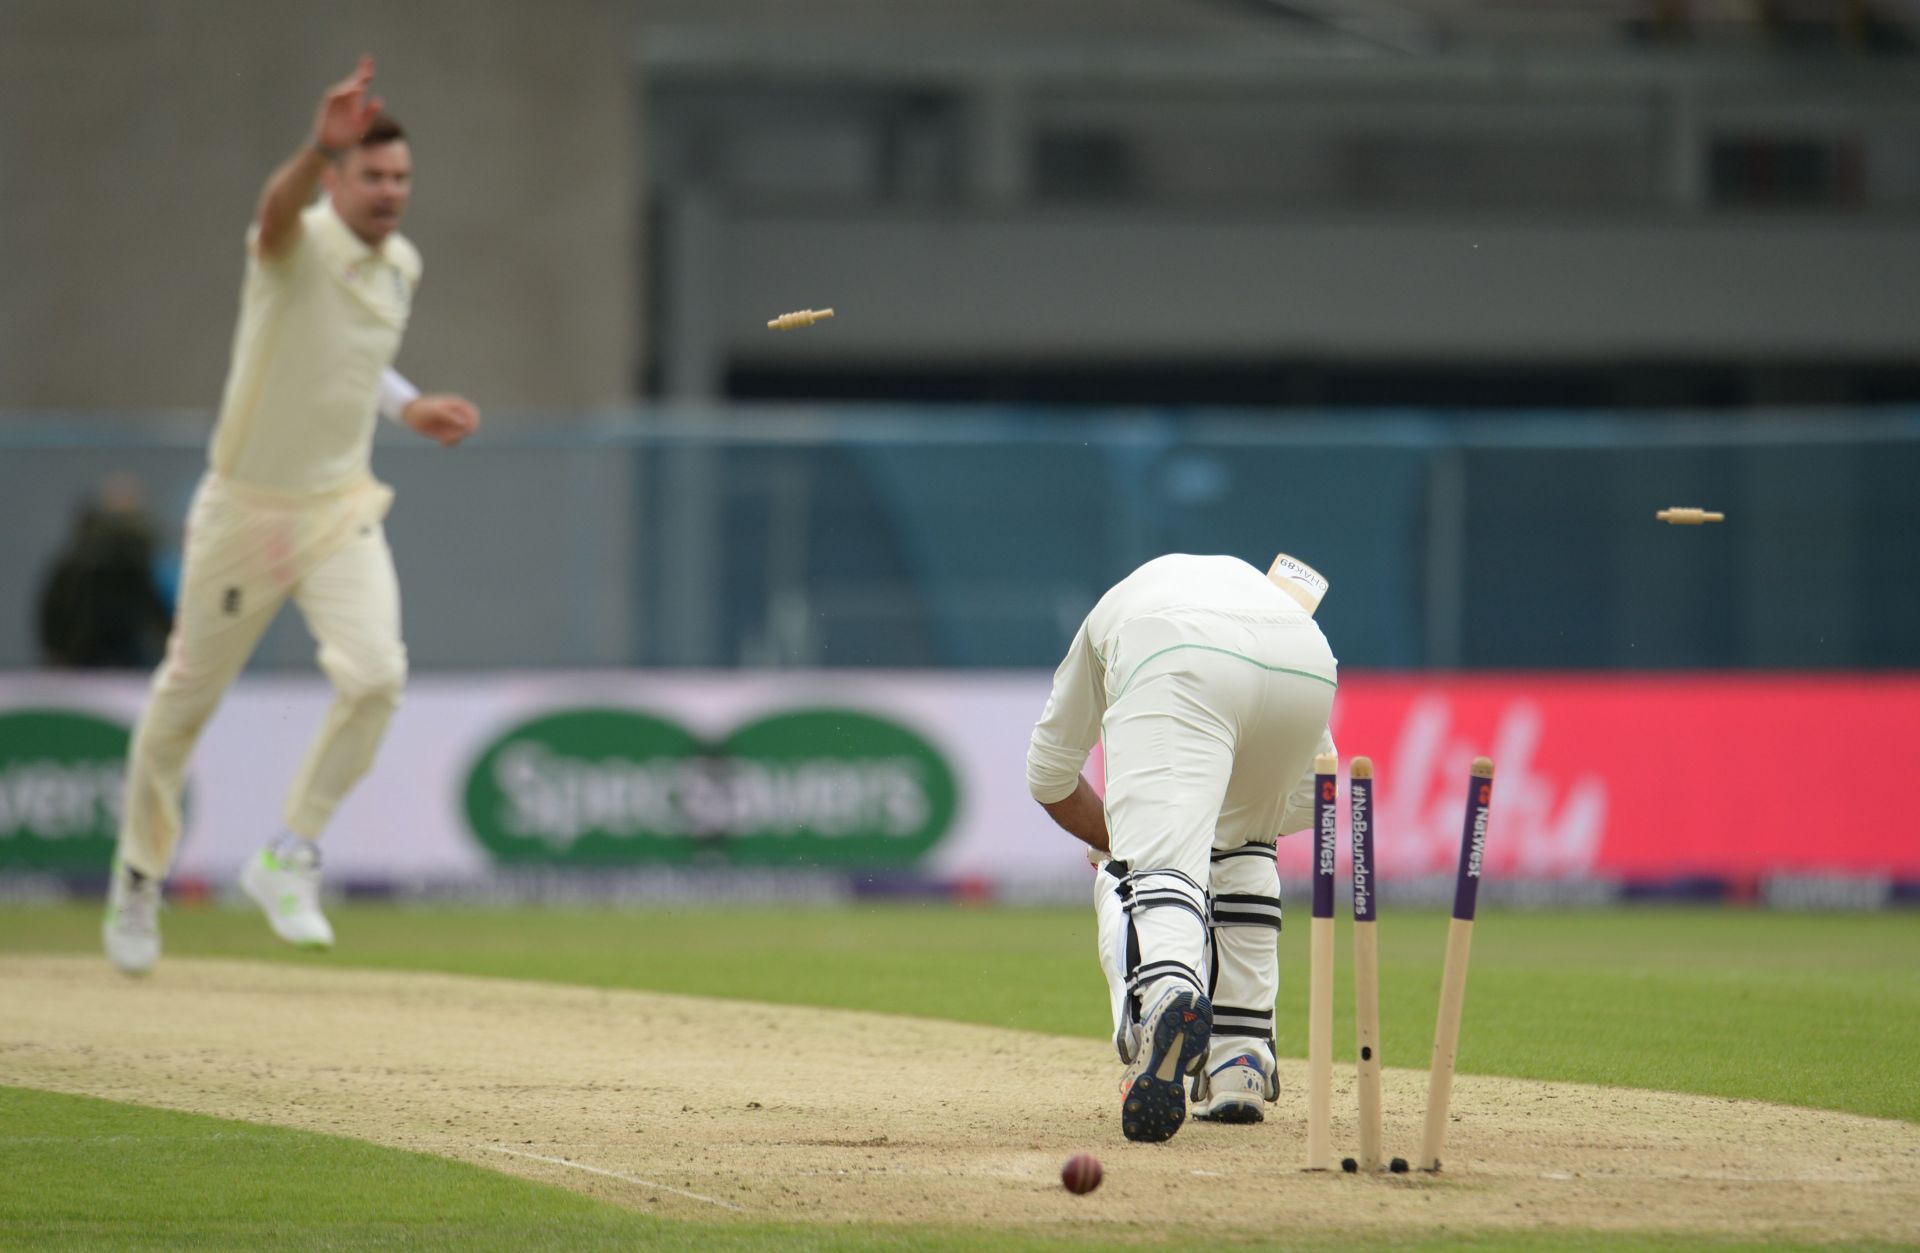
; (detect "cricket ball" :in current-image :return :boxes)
[1061,1153,1103,1195]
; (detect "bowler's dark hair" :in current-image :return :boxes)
[358,114,406,149]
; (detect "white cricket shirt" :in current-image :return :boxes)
[208,197,421,494]
[1026,554,1337,803]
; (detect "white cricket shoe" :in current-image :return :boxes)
[1190,1052,1277,1124]
[102,859,161,976]
[240,843,334,949]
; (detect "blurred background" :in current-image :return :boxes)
[2,0,1916,908]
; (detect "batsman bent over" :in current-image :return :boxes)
[1027,553,1336,1143]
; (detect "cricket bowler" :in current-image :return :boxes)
[104,57,479,974]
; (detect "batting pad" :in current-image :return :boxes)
[1206,844,1282,1080]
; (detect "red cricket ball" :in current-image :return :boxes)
[1061,1152,1103,1195]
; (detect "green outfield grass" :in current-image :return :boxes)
[4,903,1916,1123]
[0,1085,668,1250]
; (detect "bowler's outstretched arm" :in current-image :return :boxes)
[256,56,384,259]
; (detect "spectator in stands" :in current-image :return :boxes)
[36,474,172,669]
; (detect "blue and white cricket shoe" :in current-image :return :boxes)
[1191,1053,1277,1124]
[1120,988,1212,1143]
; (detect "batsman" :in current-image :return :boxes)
[1027,553,1337,1143]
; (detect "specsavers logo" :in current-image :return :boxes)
[463,707,959,867]
[0,709,130,870]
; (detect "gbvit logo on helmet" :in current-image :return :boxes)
[0,709,131,870]
[463,707,959,867]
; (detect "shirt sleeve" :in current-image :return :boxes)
[1277,723,1338,836]
[1026,622,1106,803]
[377,368,421,423]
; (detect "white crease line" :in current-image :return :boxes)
[483,1145,749,1212]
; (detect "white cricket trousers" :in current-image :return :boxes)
[1102,612,1336,1031]
[118,473,407,879]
